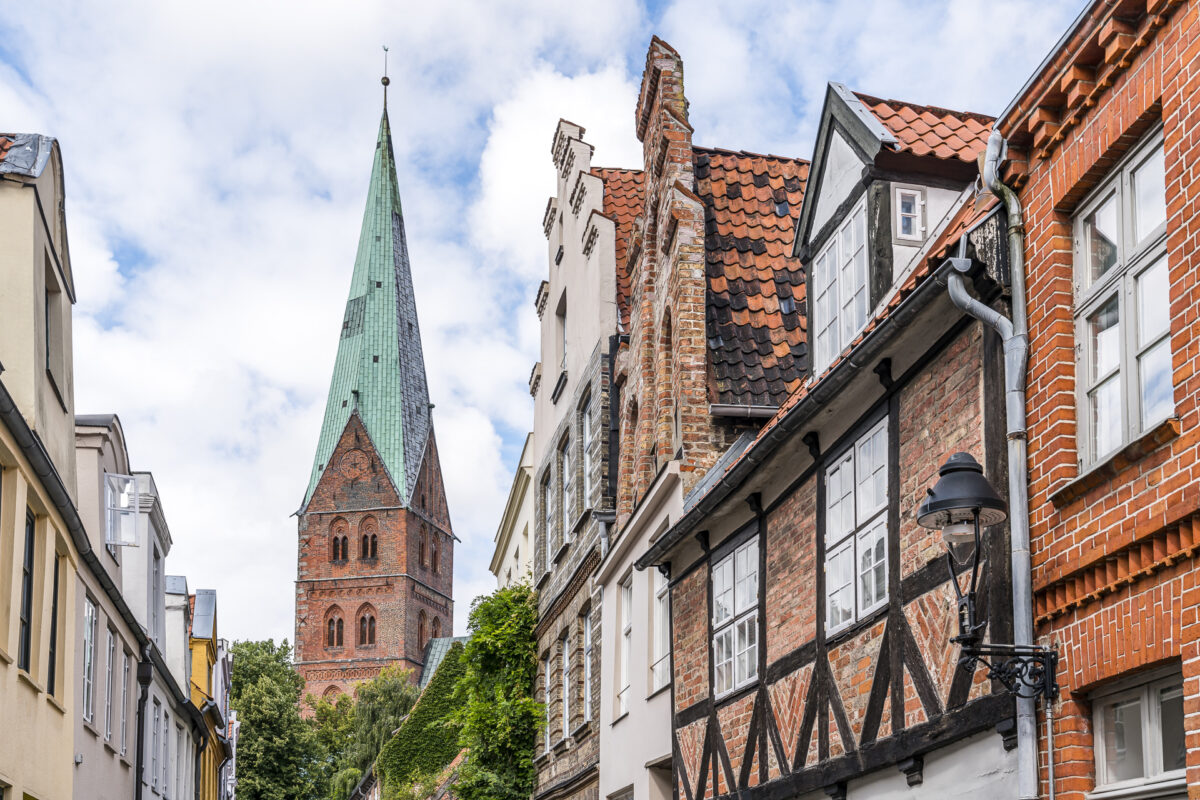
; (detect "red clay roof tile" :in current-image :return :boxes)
[854,92,994,165]
[591,167,646,328]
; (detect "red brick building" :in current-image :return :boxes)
[294,104,454,703]
[996,1,1196,797]
[635,80,1022,797]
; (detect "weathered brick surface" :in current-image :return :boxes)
[897,323,985,579]
[671,566,709,714]
[996,2,1200,796]
[295,415,453,702]
[765,478,817,664]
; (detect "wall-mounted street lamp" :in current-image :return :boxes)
[916,452,1058,703]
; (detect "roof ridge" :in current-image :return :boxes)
[692,144,810,164]
[851,90,995,125]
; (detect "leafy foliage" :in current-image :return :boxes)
[346,665,420,773]
[230,639,321,800]
[376,642,466,795]
[451,584,541,800]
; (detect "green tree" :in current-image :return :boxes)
[347,665,420,773]
[451,583,541,800]
[231,639,321,800]
[308,692,356,798]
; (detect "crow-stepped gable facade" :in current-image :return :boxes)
[294,103,454,704]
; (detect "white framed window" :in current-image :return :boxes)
[175,725,184,798]
[105,629,115,739]
[82,596,98,722]
[618,576,632,716]
[825,418,888,635]
[560,631,571,735]
[560,435,574,533]
[162,711,171,797]
[650,569,671,692]
[542,471,555,566]
[712,537,758,697]
[543,653,552,751]
[813,198,869,373]
[1092,671,1185,796]
[121,652,130,754]
[151,699,161,789]
[580,396,594,504]
[582,609,593,723]
[893,185,926,242]
[1074,131,1170,467]
[104,473,140,547]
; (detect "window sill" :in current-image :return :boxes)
[0,644,12,665]
[1051,417,1180,507]
[714,680,758,709]
[610,710,629,726]
[570,508,592,536]
[104,739,121,757]
[646,682,671,701]
[536,570,551,589]
[826,604,888,647]
[16,669,43,695]
[534,749,551,766]
[83,717,102,736]
[552,737,570,755]
[46,692,67,715]
[571,720,593,742]
[553,541,570,565]
[1085,774,1187,800]
[550,370,569,404]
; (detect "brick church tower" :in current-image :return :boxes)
[294,99,454,703]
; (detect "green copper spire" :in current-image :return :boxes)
[302,107,432,509]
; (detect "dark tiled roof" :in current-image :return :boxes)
[695,146,809,406]
[592,167,645,329]
[854,93,993,164]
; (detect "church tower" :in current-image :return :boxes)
[294,97,454,703]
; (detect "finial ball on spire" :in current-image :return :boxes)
[382,76,390,86]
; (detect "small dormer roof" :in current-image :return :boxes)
[853,92,993,165]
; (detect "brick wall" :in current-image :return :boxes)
[998,1,1200,796]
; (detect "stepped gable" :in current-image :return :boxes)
[591,167,645,329]
[853,92,994,164]
[695,146,809,406]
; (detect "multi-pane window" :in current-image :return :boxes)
[542,472,555,564]
[560,435,574,532]
[105,630,116,739]
[618,577,632,716]
[1074,132,1170,465]
[18,511,35,672]
[813,198,868,373]
[121,653,130,754]
[825,419,888,634]
[582,610,593,723]
[82,596,98,722]
[1092,672,1185,794]
[162,711,171,796]
[47,553,61,695]
[151,700,161,789]
[580,396,594,504]
[712,538,758,697]
[543,653,552,751]
[104,473,139,549]
[894,185,925,241]
[560,631,571,734]
[650,569,671,692]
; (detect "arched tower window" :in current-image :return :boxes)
[326,607,345,649]
[340,536,348,561]
[361,534,369,559]
[336,618,344,647]
[431,617,441,639]
[368,616,376,645]
[357,605,377,646]
[331,518,349,562]
[359,615,367,645]
[327,619,336,646]
[370,534,378,559]
[432,536,440,574]
[419,526,427,568]
[418,610,427,651]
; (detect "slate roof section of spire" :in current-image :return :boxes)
[302,108,432,510]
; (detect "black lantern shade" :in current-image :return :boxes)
[915,451,1008,531]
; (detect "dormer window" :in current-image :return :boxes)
[893,185,926,242]
[813,198,868,374]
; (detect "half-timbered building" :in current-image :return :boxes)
[635,86,1021,798]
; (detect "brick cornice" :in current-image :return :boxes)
[535,547,600,640]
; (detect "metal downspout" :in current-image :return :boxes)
[194,727,207,800]
[946,127,1039,799]
[135,646,153,800]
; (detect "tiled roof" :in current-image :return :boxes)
[419,636,469,688]
[591,167,645,329]
[695,146,809,406]
[854,93,993,164]
[0,136,13,162]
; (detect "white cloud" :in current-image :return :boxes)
[1,0,1084,644]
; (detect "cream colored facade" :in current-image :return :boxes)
[596,465,680,800]
[489,433,534,588]
[0,133,81,800]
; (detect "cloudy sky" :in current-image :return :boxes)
[0,0,1084,642]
